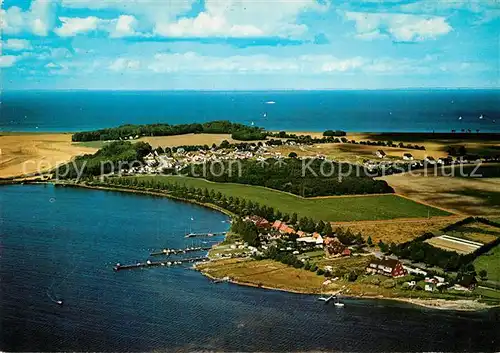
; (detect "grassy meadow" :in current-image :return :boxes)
[473,244,500,283]
[131,175,450,222]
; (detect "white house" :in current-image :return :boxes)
[375,150,386,158]
[424,156,436,164]
[403,153,414,160]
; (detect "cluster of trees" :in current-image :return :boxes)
[323,130,347,137]
[262,245,304,269]
[231,218,260,247]
[56,141,152,179]
[72,120,266,142]
[358,140,426,150]
[446,145,467,157]
[335,227,365,246]
[183,158,394,197]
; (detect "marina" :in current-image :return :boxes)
[185,231,227,238]
[113,256,209,271]
[150,246,213,257]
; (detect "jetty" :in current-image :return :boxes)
[113,256,209,271]
[185,231,227,238]
[150,246,213,257]
[318,295,335,303]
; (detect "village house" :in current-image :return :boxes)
[453,275,478,291]
[403,265,428,276]
[366,258,407,278]
[324,237,346,257]
[297,232,323,246]
[403,153,414,160]
[246,216,270,229]
[375,150,386,158]
[424,156,436,164]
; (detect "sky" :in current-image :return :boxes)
[1,0,499,90]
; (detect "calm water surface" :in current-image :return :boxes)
[1,90,499,133]
[1,185,499,352]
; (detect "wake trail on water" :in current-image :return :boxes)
[46,258,80,306]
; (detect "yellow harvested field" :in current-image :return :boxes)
[346,133,500,158]
[138,133,260,148]
[425,236,480,254]
[447,221,500,244]
[380,172,500,216]
[198,258,329,293]
[274,142,434,164]
[0,133,97,178]
[333,216,463,244]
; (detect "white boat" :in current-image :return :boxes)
[479,114,484,119]
[57,300,63,305]
[334,297,344,307]
[265,101,276,104]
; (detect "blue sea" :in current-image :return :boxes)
[1,185,499,352]
[1,90,499,132]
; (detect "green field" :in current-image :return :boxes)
[474,243,500,282]
[131,175,450,222]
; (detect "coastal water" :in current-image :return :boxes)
[1,185,499,352]
[1,90,499,133]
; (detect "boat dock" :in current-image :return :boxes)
[318,295,335,303]
[185,231,227,238]
[113,256,209,271]
[150,246,213,257]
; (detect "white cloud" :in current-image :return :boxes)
[155,0,327,38]
[0,0,55,36]
[54,16,101,37]
[344,11,452,42]
[3,39,33,51]
[0,55,19,68]
[155,12,264,38]
[109,58,141,71]
[54,14,141,38]
[110,15,139,38]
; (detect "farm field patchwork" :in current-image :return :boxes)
[333,216,464,244]
[446,221,500,244]
[380,167,500,215]
[425,235,483,254]
[132,175,451,222]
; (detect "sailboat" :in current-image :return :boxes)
[479,114,484,120]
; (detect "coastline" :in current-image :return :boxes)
[198,263,495,312]
[6,181,498,312]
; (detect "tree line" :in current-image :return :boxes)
[71,120,266,142]
[55,141,153,179]
[183,158,394,197]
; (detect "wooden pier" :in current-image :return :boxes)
[113,256,209,271]
[185,231,227,238]
[150,246,213,257]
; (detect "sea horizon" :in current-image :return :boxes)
[2,89,499,133]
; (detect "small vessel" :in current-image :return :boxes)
[265,101,276,104]
[458,116,462,120]
[479,114,484,119]
[334,297,344,307]
[56,300,63,305]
